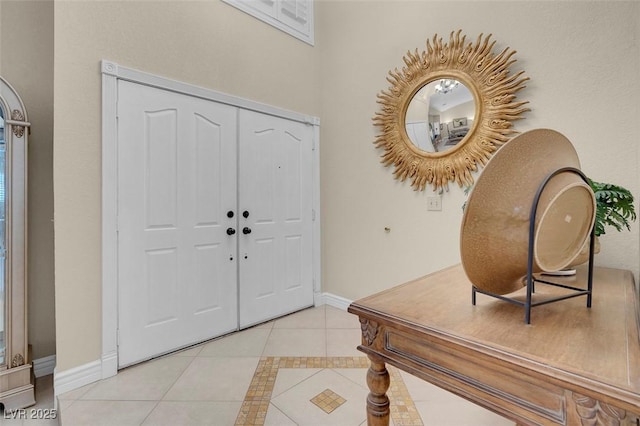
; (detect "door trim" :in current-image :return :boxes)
[101,60,321,379]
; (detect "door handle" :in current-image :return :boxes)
[243,210,250,218]
[242,227,252,235]
[226,228,236,235]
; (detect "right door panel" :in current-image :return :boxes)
[238,109,314,328]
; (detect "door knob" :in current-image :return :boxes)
[227,210,234,218]
[243,210,250,218]
[226,228,236,235]
[242,227,252,235]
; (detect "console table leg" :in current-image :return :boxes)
[366,354,390,426]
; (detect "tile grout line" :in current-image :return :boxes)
[137,351,203,425]
[233,356,423,426]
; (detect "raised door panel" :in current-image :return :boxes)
[238,109,313,328]
[117,81,238,367]
[185,106,237,338]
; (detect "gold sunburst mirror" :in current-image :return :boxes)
[374,30,530,191]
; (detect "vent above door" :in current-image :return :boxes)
[222,0,314,46]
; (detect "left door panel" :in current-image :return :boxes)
[117,81,238,367]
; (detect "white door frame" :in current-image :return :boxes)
[101,60,321,379]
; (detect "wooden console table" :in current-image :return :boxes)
[348,265,640,425]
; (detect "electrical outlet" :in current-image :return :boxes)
[427,196,442,211]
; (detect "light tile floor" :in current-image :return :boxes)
[32,306,516,425]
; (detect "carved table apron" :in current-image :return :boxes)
[348,265,640,425]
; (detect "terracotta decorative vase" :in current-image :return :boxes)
[460,129,596,295]
[567,236,601,268]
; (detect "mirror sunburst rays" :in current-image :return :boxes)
[373,30,531,192]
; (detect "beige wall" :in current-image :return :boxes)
[53,0,322,371]
[0,0,55,361]
[317,1,640,301]
[51,0,640,374]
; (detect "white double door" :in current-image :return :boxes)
[117,81,314,367]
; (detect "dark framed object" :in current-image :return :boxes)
[452,117,467,128]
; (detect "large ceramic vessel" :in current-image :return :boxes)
[460,129,596,295]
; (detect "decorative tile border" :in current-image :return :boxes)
[388,367,424,426]
[235,358,277,425]
[234,356,423,425]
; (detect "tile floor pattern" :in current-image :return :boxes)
[232,356,424,425]
[310,389,346,414]
[21,305,515,425]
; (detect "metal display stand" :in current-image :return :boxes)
[472,167,595,324]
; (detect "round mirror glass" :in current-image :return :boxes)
[405,79,474,153]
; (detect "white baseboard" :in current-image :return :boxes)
[101,350,118,380]
[51,293,354,396]
[33,355,56,378]
[314,292,352,311]
[54,359,102,396]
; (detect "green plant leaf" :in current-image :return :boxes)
[588,179,637,236]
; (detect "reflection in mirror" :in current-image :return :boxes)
[0,107,4,366]
[374,30,530,191]
[405,79,474,153]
